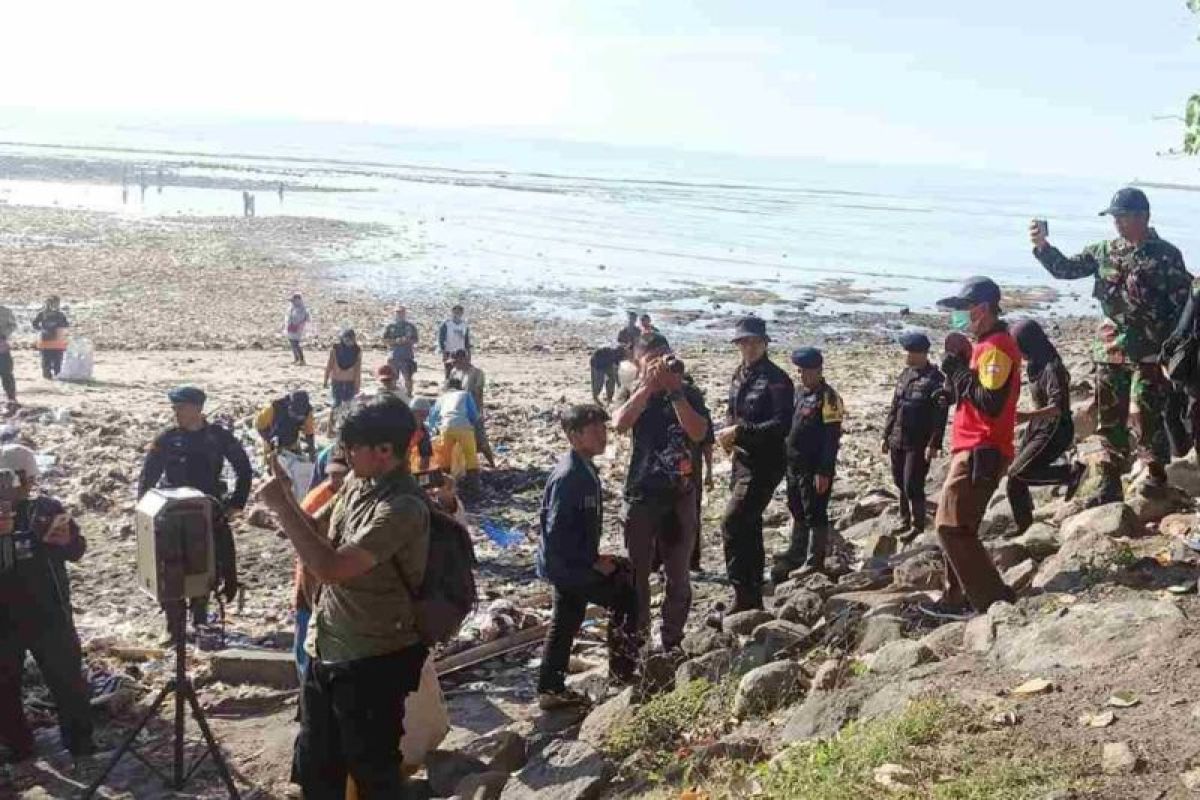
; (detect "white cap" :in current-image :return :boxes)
[0,444,39,479]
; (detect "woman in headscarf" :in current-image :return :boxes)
[284,293,310,366]
[323,328,362,430]
[1008,319,1084,532]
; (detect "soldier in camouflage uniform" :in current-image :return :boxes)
[1031,188,1191,504]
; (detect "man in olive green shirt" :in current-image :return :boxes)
[258,396,430,799]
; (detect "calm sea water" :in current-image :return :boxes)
[2,113,1200,322]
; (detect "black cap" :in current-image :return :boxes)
[790,347,823,368]
[937,276,1002,310]
[167,386,206,407]
[288,390,312,417]
[1099,187,1150,217]
[731,316,769,343]
[899,332,931,353]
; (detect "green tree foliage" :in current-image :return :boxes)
[1190,1,1200,154]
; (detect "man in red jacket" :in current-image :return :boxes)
[924,277,1019,619]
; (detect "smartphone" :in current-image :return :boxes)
[1034,219,1049,238]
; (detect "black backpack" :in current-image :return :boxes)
[399,499,478,646]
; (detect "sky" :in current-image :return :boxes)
[2,0,1198,179]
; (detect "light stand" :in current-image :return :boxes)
[81,599,240,799]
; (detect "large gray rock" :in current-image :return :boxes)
[681,628,737,658]
[578,687,637,748]
[1127,482,1193,524]
[732,660,807,717]
[1014,523,1061,560]
[774,589,824,626]
[978,504,1017,539]
[837,493,896,531]
[499,740,614,800]
[986,542,1031,572]
[724,609,775,636]
[892,549,944,591]
[1003,559,1037,592]
[779,679,925,744]
[676,649,735,686]
[751,620,813,657]
[427,750,489,797]
[858,532,897,560]
[456,771,510,800]
[210,649,299,690]
[465,731,528,774]
[866,640,937,675]
[1059,502,1137,542]
[1032,528,1119,591]
[854,615,905,655]
[990,598,1185,672]
[919,621,966,659]
[1167,458,1200,496]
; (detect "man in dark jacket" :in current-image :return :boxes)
[774,347,843,580]
[0,446,93,760]
[139,386,253,639]
[716,316,794,611]
[881,332,948,540]
[31,296,69,380]
[536,405,637,709]
[590,345,628,405]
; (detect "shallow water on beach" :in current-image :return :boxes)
[2,116,1200,324]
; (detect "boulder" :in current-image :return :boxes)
[1127,482,1193,525]
[774,589,824,626]
[1003,559,1037,592]
[1100,742,1141,776]
[1059,502,1137,542]
[455,771,510,800]
[780,688,867,743]
[919,621,966,659]
[724,609,775,636]
[892,549,944,591]
[794,571,837,596]
[641,651,680,694]
[426,750,489,797]
[854,615,905,655]
[565,667,609,702]
[751,621,813,657]
[991,598,1185,672]
[811,659,844,691]
[578,687,637,748]
[832,570,892,594]
[837,492,896,530]
[866,640,937,675]
[1032,528,1119,592]
[499,740,614,800]
[1014,523,1061,559]
[978,504,1016,539]
[210,649,299,690]
[733,660,807,717]
[676,649,735,687]
[962,615,995,653]
[681,628,737,658]
[464,731,528,774]
[824,589,928,618]
[1160,512,1199,540]
[986,542,1030,572]
[858,532,897,560]
[1167,458,1200,496]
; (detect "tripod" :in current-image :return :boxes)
[82,599,241,799]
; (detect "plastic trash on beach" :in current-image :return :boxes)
[57,338,95,382]
[479,519,525,549]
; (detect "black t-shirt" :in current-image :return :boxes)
[625,382,710,501]
[590,347,625,370]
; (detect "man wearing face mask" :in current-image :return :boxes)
[1031,189,1191,505]
[925,277,1019,619]
[716,316,794,612]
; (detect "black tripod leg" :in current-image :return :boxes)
[182,682,241,799]
[81,680,175,799]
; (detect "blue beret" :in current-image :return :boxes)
[167,386,206,407]
[899,332,931,353]
[790,347,823,368]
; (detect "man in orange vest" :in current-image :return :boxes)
[923,277,1019,619]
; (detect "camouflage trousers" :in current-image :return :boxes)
[1095,361,1171,471]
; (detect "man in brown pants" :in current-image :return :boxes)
[613,333,711,652]
[924,277,1020,619]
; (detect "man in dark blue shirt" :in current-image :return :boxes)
[536,405,637,709]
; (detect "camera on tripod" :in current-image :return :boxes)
[135,488,215,603]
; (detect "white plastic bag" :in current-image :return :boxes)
[276,450,315,502]
[57,338,94,382]
[400,656,449,769]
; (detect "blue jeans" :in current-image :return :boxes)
[294,608,311,682]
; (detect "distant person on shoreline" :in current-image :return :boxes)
[450,349,495,467]
[324,329,363,429]
[285,293,310,365]
[617,311,640,349]
[0,305,17,411]
[383,305,420,397]
[437,305,471,379]
[278,181,285,202]
[880,332,947,542]
[32,296,69,380]
[1030,188,1190,506]
[589,344,629,405]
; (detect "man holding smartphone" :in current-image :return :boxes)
[0,445,94,760]
[1030,188,1191,505]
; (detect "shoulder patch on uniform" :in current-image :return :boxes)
[976,345,1013,391]
[822,389,844,423]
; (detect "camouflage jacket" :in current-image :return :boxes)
[1035,229,1191,363]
